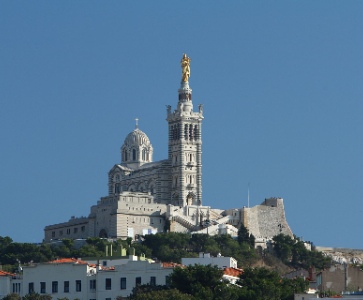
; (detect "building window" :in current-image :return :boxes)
[59,230,63,236]
[13,282,21,293]
[120,277,126,290]
[132,149,136,161]
[90,279,96,291]
[81,226,85,232]
[135,277,141,286]
[76,280,81,292]
[74,228,78,233]
[40,282,46,294]
[28,282,34,294]
[105,278,111,290]
[150,276,156,286]
[166,275,171,287]
[52,281,58,293]
[52,231,55,238]
[64,281,69,293]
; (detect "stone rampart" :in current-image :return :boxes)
[243,197,293,239]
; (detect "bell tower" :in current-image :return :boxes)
[167,54,203,207]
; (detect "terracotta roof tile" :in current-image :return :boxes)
[0,270,15,277]
[49,258,88,265]
[223,267,243,277]
[162,262,183,268]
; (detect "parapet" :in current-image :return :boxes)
[263,197,283,208]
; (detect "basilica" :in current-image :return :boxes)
[44,54,293,243]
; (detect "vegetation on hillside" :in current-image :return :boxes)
[127,264,309,300]
[0,226,332,299]
[0,226,331,273]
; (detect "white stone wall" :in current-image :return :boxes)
[182,255,238,269]
[242,198,293,239]
[0,275,12,299]
[44,217,90,241]
[21,262,95,299]
[97,261,173,298]
[17,260,173,299]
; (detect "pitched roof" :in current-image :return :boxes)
[223,267,243,277]
[162,262,183,268]
[49,258,88,265]
[0,270,15,277]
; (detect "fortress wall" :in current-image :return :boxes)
[246,198,293,239]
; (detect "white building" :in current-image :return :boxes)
[44,54,293,244]
[182,252,238,269]
[22,258,97,299]
[4,257,176,299]
[0,270,17,299]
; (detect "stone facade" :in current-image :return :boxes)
[317,265,363,294]
[44,55,293,243]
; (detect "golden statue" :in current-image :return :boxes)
[180,53,191,82]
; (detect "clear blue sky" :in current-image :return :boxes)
[1,1,363,249]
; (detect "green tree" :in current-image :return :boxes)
[170,264,227,299]
[2,293,21,300]
[0,236,13,252]
[237,224,250,245]
[272,234,332,270]
[22,293,52,300]
[127,288,193,300]
[272,234,294,263]
[249,233,255,248]
[237,267,308,300]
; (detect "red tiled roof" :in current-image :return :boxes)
[162,262,183,268]
[49,258,88,265]
[223,267,243,277]
[99,266,115,271]
[0,270,15,277]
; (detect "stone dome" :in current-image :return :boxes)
[121,126,153,167]
[123,128,152,148]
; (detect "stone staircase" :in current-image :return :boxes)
[193,215,234,235]
[174,214,199,231]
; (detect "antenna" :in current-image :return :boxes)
[247,182,250,208]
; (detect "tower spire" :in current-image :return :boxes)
[167,54,203,207]
[135,118,139,129]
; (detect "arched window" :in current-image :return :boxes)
[115,174,120,182]
[177,124,181,139]
[194,125,198,140]
[189,124,193,140]
[132,149,136,161]
[184,124,188,139]
[142,149,146,160]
